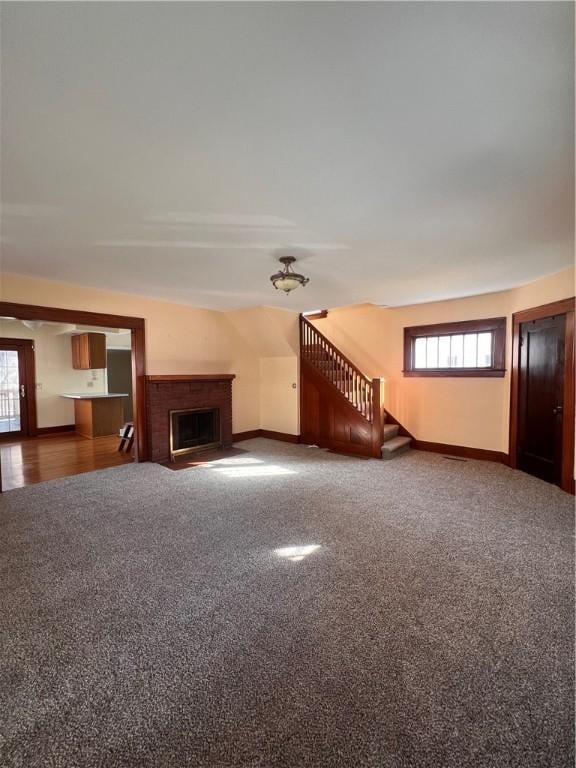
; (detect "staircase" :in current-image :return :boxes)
[300,315,411,460]
[381,423,412,460]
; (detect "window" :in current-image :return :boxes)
[403,318,506,377]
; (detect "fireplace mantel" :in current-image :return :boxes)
[146,374,235,382]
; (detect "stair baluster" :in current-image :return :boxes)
[301,314,376,420]
[300,315,409,460]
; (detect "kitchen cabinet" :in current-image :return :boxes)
[60,394,128,438]
[71,333,107,369]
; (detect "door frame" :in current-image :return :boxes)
[509,297,575,494]
[0,302,147,461]
[0,337,37,438]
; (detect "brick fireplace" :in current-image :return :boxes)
[145,375,235,462]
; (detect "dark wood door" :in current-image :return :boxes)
[517,315,565,485]
[0,339,36,438]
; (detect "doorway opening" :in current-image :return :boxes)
[0,338,37,438]
[107,349,133,422]
[0,303,146,492]
[510,298,575,493]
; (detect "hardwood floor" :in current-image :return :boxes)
[0,433,134,491]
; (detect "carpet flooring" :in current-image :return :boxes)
[0,438,573,767]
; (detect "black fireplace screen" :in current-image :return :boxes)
[170,408,220,458]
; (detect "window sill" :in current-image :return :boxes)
[403,369,506,378]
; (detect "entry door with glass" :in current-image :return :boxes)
[0,339,35,437]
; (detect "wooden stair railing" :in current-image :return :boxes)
[299,315,384,458]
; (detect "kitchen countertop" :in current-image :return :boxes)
[60,393,129,400]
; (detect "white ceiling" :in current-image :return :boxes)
[1,318,131,347]
[1,2,573,311]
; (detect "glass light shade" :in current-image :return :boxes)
[273,275,303,293]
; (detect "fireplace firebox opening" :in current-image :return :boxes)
[169,407,220,460]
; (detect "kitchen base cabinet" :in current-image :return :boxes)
[73,397,124,438]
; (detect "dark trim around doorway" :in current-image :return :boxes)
[0,302,147,465]
[509,297,575,494]
[0,337,37,438]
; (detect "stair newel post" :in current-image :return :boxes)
[371,377,382,458]
[368,381,373,422]
[366,380,370,420]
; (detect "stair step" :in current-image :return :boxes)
[381,435,411,460]
[383,423,399,441]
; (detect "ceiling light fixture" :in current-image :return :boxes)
[270,256,309,294]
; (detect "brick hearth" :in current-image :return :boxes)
[145,375,235,463]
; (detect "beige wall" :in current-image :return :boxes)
[0,273,300,435]
[260,357,299,434]
[314,268,575,453]
[227,307,300,435]
[2,267,572,448]
[0,322,108,428]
